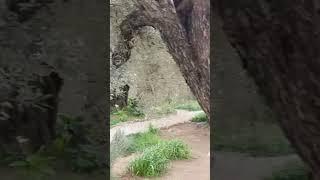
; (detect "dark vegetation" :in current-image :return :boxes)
[214,122,294,157]
[0,114,106,179]
[0,1,106,179]
[265,162,309,180]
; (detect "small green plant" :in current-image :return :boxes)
[175,101,202,111]
[129,139,190,177]
[191,112,208,122]
[125,98,144,117]
[111,98,145,126]
[265,163,309,180]
[147,124,159,134]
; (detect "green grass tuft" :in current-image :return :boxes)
[129,146,169,177]
[175,101,202,111]
[191,112,208,122]
[129,140,190,177]
[158,140,191,160]
[127,125,162,153]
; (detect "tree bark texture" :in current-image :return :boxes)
[111,0,210,118]
[216,0,320,178]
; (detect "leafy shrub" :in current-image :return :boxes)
[125,98,144,117]
[25,114,107,174]
[54,114,106,172]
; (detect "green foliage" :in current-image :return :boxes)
[111,98,145,126]
[110,125,190,177]
[52,114,106,173]
[175,101,202,111]
[66,144,105,173]
[7,114,106,178]
[147,124,159,134]
[111,125,160,165]
[265,163,309,180]
[191,112,208,122]
[127,125,162,153]
[157,140,191,160]
[125,98,144,117]
[129,146,169,177]
[9,153,56,180]
[129,140,190,177]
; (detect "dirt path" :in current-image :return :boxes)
[111,122,210,180]
[159,123,210,180]
[110,110,203,142]
[213,152,299,180]
[111,111,299,180]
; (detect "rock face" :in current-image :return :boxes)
[0,0,106,152]
[110,0,194,113]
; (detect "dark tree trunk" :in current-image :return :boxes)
[215,0,320,178]
[111,0,210,118]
